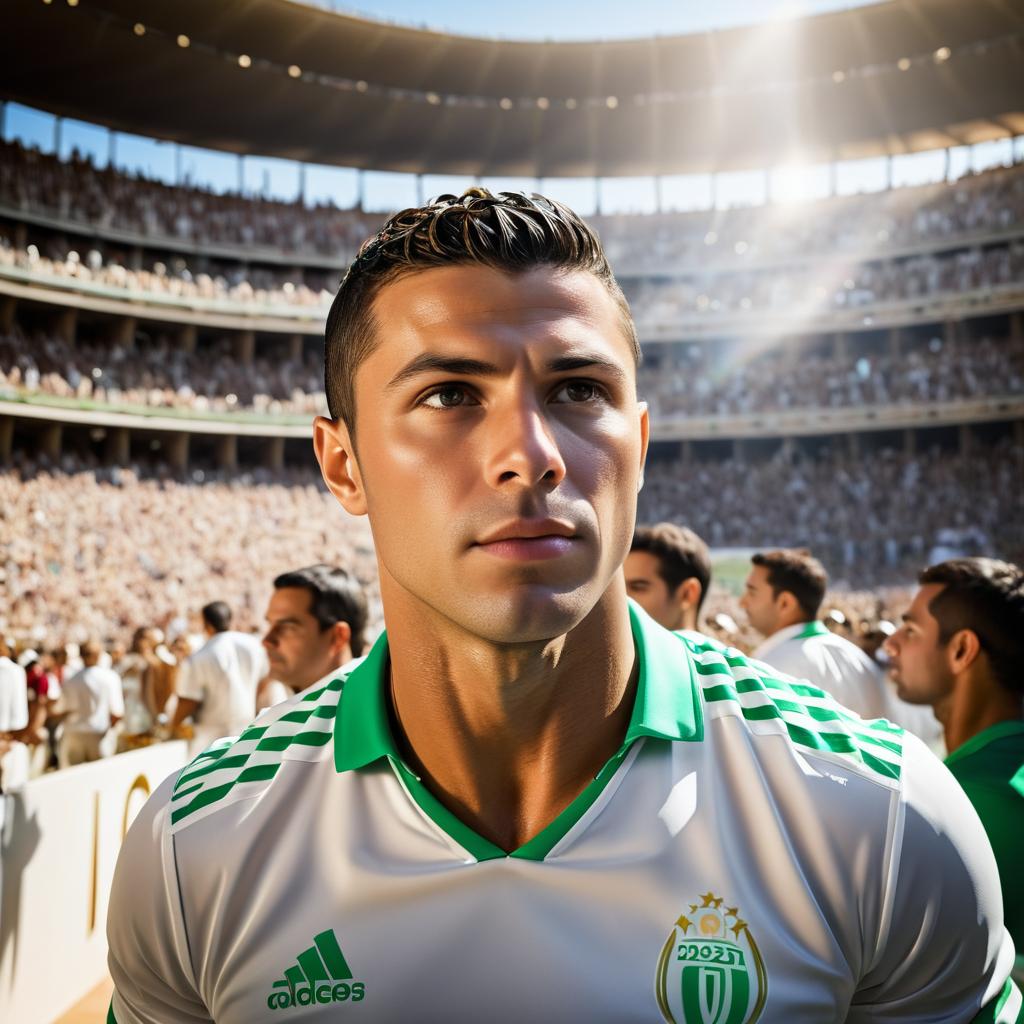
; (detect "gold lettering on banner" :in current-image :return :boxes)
[89,793,100,934]
[122,774,151,839]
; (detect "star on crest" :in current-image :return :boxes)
[676,915,693,934]
[688,903,699,914]
[725,906,738,917]
[730,918,747,937]
[699,891,717,907]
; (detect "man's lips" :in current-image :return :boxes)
[473,519,579,561]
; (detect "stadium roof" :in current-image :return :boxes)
[3,0,1023,177]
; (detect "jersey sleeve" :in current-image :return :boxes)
[107,772,212,1024]
[848,732,1022,1023]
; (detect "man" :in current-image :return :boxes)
[261,564,368,706]
[885,557,1024,957]
[171,601,268,756]
[740,548,893,721]
[0,636,29,800]
[108,190,1019,1022]
[54,640,124,768]
[624,522,710,631]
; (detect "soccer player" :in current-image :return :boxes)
[884,558,1024,958]
[261,564,368,694]
[107,191,1020,1022]
[624,522,710,631]
[740,548,893,720]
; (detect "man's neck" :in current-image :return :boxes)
[936,671,1024,753]
[384,583,638,853]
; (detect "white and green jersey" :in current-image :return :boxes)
[107,605,1021,1024]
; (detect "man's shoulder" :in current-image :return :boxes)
[165,670,350,835]
[677,629,906,787]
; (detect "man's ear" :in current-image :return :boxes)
[329,621,352,660]
[313,416,367,516]
[677,577,702,612]
[637,401,650,492]
[947,628,982,676]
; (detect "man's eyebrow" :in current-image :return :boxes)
[901,612,916,624]
[385,355,500,391]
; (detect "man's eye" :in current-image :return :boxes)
[420,385,477,409]
[552,380,603,403]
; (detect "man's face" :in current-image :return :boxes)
[624,551,684,631]
[883,584,954,705]
[263,587,343,690]
[739,565,781,638]
[316,265,648,644]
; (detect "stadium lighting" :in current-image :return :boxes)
[287,64,302,78]
[355,80,368,92]
[606,96,619,109]
[177,34,190,48]
[934,46,951,62]
[41,0,53,6]
[565,98,578,109]
[897,57,911,71]
[499,98,514,110]
[133,22,145,36]
[238,54,252,68]
[832,70,846,84]
[426,92,441,105]
[66,0,78,6]
[537,97,550,110]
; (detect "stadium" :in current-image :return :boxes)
[0,0,1022,1020]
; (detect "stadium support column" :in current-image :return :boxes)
[903,429,916,456]
[53,307,77,347]
[834,332,848,361]
[1011,311,1023,343]
[288,334,303,362]
[0,295,15,333]
[1015,420,1024,447]
[266,436,285,472]
[944,319,958,346]
[958,424,973,456]
[217,435,238,472]
[108,130,117,169]
[356,170,365,212]
[733,439,745,462]
[39,422,61,465]
[847,433,860,458]
[54,116,63,157]
[106,428,130,467]
[179,324,197,354]
[112,317,136,349]
[0,417,12,466]
[299,163,307,205]
[889,326,902,358]
[167,434,189,474]
[416,174,424,206]
[235,331,255,365]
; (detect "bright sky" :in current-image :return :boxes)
[2,0,1021,214]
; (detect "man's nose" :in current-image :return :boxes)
[483,398,567,490]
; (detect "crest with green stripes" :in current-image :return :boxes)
[680,633,903,783]
[170,674,345,831]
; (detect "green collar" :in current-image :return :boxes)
[795,620,830,640]
[944,719,1024,768]
[335,600,702,775]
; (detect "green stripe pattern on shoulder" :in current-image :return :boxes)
[169,675,345,830]
[680,632,904,782]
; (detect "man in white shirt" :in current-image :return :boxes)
[259,564,368,709]
[55,639,124,768]
[108,189,1020,1023]
[739,548,897,720]
[624,522,711,632]
[0,636,30,798]
[173,601,268,755]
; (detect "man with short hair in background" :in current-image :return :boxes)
[261,564,368,709]
[740,548,892,720]
[624,522,710,632]
[172,601,268,755]
[55,639,124,767]
[885,557,1024,960]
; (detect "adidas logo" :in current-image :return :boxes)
[266,929,366,1010]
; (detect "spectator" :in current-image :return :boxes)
[885,557,1024,955]
[172,601,269,755]
[54,639,124,767]
[624,523,711,631]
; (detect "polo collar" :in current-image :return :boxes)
[754,618,827,658]
[333,600,702,775]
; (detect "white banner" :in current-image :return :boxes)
[0,742,189,1024]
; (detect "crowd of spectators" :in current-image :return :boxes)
[638,437,1024,582]
[639,334,1024,418]
[2,438,1020,652]
[3,139,1023,270]
[3,325,1020,420]
[0,328,327,416]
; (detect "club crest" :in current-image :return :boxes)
[655,891,766,1024]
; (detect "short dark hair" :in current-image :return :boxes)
[201,601,232,633]
[273,564,369,658]
[918,557,1024,695]
[631,523,712,615]
[324,187,639,431]
[751,549,827,621]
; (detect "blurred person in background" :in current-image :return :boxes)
[885,557,1024,960]
[172,600,268,755]
[740,548,892,720]
[0,636,30,801]
[623,523,711,632]
[260,564,368,710]
[54,639,124,767]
